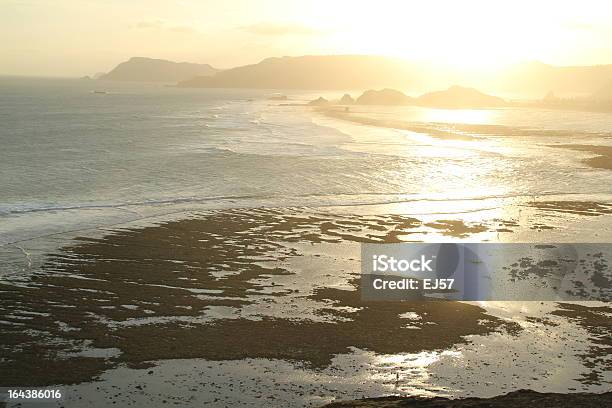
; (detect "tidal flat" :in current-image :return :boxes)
[0,202,610,407]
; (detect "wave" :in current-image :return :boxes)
[1,190,602,217]
[2,190,610,249]
[0,194,271,216]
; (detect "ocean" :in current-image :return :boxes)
[2,77,612,250]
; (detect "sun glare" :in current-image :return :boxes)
[420,109,493,125]
[293,0,605,69]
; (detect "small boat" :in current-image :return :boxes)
[92,90,107,94]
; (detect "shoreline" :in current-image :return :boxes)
[549,145,612,170]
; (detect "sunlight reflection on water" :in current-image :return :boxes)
[420,108,494,125]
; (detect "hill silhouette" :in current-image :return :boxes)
[496,61,612,95]
[416,85,505,108]
[100,57,218,82]
[177,55,418,90]
[356,89,413,105]
[175,55,612,95]
[349,86,503,108]
[592,81,612,100]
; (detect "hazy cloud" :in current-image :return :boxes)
[241,22,322,36]
[134,20,165,29]
[168,25,197,34]
[133,20,197,34]
[565,21,593,31]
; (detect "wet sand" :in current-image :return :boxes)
[320,108,477,141]
[0,208,520,388]
[0,202,610,406]
[551,303,612,385]
[550,145,612,170]
[528,201,612,216]
[319,107,607,141]
[321,389,612,407]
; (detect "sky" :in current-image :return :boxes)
[2,0,612,76]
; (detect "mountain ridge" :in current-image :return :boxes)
[177,55,419,90]
[99,57,218,82]
[97,55,612,95]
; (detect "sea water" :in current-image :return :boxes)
[2,76,612,256]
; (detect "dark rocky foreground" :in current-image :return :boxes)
[321,389,612,408]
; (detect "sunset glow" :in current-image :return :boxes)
[2,0,612,76]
